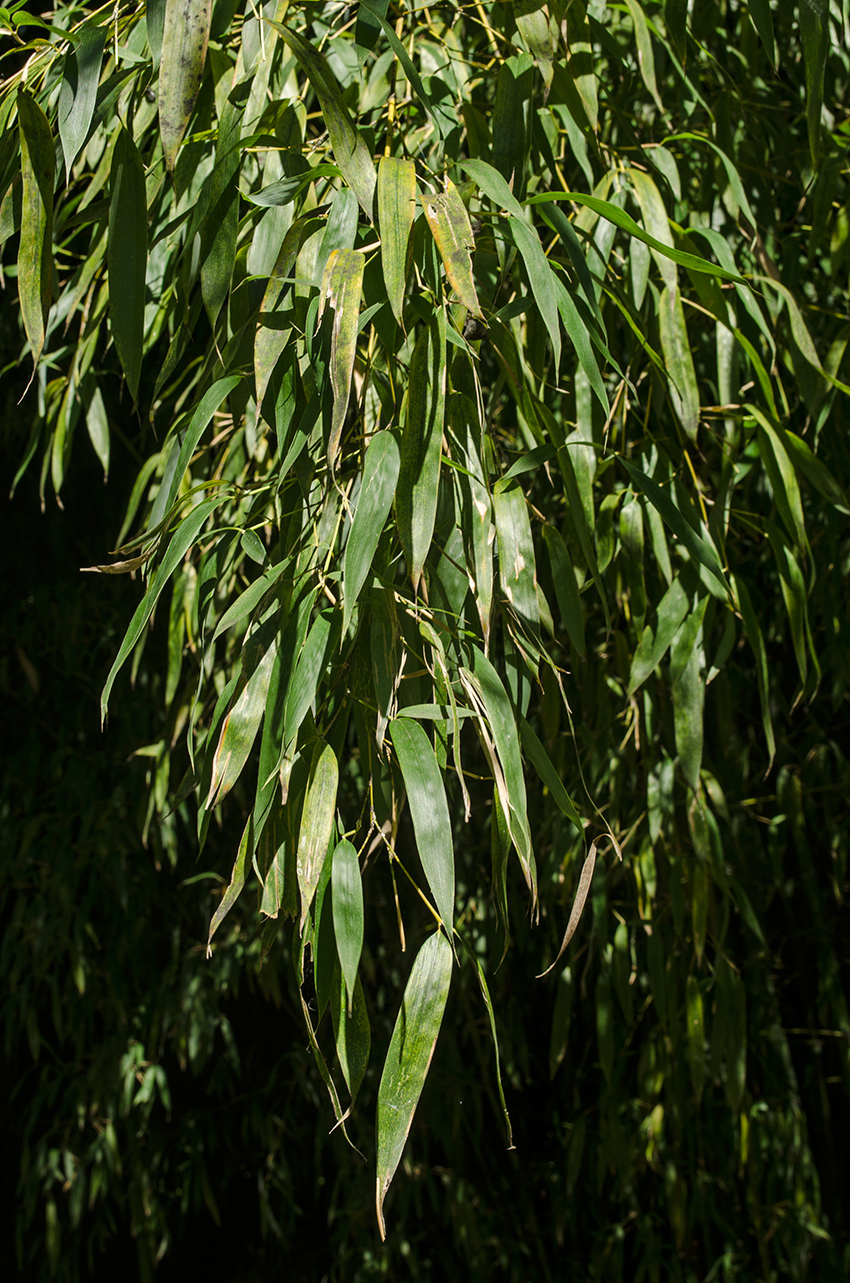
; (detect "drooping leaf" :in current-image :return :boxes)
[17,90,54,370]
[396,307,446,593]
[271,21,377,217]
[297,739,339,933]
[317,246,365,469]
[158,0,213,172]
[422,177,482,319]
[342,430,400,633]
[389,718,455,935]
[108,126,148,402]
[57,20,108,182]
[375,930,452,1238]
[377,156,416,325]
[332,839,364,1012]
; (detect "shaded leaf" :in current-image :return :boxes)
[375,930,452,1239]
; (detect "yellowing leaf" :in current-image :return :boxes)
[422,177,482,319]
[318,247,365,469]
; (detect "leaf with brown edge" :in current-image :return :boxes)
[422,177,482,319]
[318,247,365,470]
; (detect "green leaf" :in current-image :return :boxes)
[375,930,452,1239]
[748,0,776,67]
[800,0,828,167]
[332,968,370,1102]
[686,976,706,1105]
[57,20,107,182]
[514,0,555,91]
[519,716,583,831]
[158,0,213,172]
[17,90,54,371]
[206,635,279,809]
[664,0,688,64]
[464,646,536,910]
[542,524,585,655]
[528,192,747,283]
[108,126,148,403]
[625,0,664,112]
[377,156,416,325]
[618,458,729,595]
[493,479,539,648]
[733,575,776,773]
[271,21,377,217]
[207,814,252,951]
[332,839,364,1013]
[101,497,222,723]
[628,577,689,694]
[389,718,455,935]
[658,283,699,442]
[396,307,446,593]
[318,246,365,469]
[671,621,705,793]
[297,739,339,934]
[342,431,400,633]
[150,375,241,531]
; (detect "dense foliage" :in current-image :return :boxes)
[2,0,850,1278]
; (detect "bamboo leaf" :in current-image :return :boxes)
[332,839,364,1013]
[624,0,664,113]
[389,718,455,935]
[519,716,584,831]
[271,21,377,217]
[422,177,482,319]
[317,247,365,469]
[539,843,597,976]
[659,283,699,442]
[396,307,446,593]
[375,930,452,1239]
[342,430,400,633]
[527,191,747,283]
[748,0,776,67]
[101,497,222,722]
[206,636,279,809]
[297,739,339,933]
[628,577,689,694]
[733,575,776,773]
[108,126,148,403]
[686,976,706,1104]
[377,156,415,325]
[465,646,536,909]
[619,458,729,594]
[57,20,108,182]
[542,524,585,655]
[493,479,539,647]
[514,0,555,92]
[332,968,370,1102]
[800,0,828,167]
[158,0,213,172]
[17,90,54,370]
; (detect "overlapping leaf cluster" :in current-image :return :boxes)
[3,0,850,1274]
